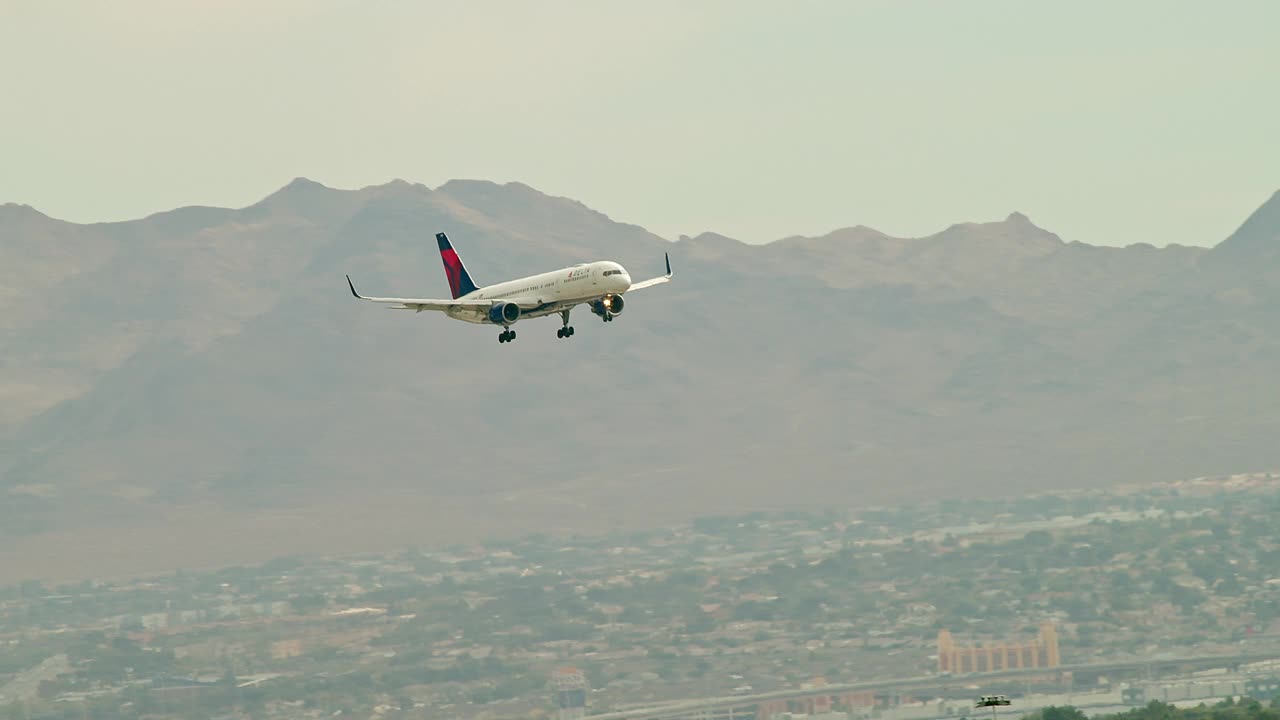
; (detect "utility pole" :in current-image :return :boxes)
[977,694,1012,720]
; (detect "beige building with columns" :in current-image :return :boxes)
[937,622,1060,673]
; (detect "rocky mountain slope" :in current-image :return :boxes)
[2,180,1277,581]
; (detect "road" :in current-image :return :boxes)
[586,650,1280,720]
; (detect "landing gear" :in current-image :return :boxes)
[557,310,575,339]
[498,328,516,343]
[601,314,614,322]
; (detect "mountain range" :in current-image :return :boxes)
[2,179,1279,582]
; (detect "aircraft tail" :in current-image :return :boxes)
[436,232,479,299]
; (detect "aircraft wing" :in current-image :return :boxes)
[346,276,490,312]
[627,253,673,292]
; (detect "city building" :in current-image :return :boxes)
[937,622,1060,673]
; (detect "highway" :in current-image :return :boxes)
[586,650,1280,720]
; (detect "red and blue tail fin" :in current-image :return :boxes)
[436,232,479,299]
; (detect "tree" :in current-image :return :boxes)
[1039,702,1090,717]
[1025,530,1054,547]
[1041,706,1089,720]
[685,610,716,634]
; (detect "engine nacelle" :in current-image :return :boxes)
[488,302,521,326]
[591,294,625,317]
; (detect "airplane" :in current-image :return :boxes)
[346,232,672,344]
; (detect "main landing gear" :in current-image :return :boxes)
[498,328,516,343]
[556,310,575,339]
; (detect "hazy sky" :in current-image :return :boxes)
[3,1,1278,246]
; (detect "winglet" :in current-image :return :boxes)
[665,252,672,278]
[346,275,363,299]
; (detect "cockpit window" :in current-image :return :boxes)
[603,269,624,276]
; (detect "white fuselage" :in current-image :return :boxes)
[447,260,632,323]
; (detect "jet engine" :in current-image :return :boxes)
[488,302,521,325]
[591,294,625,318]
